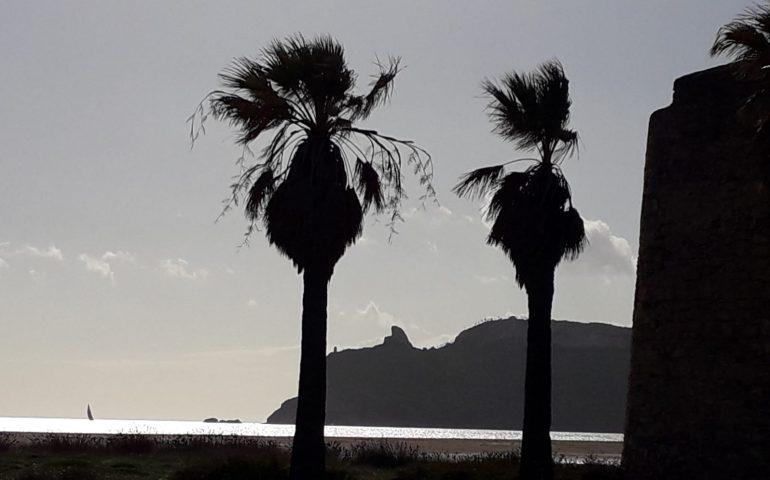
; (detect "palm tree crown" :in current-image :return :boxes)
[454,60,585,287]
[190,35,433,274]
[711,1,770,77]
[711,2,770,132]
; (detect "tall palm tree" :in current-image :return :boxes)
[711,1,770,132]
[190,35,432,480]
[453,60,586,480]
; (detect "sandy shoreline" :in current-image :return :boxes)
[328,437,622,457]
[1,431,622,458]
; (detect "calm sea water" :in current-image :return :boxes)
[0,417,622,443]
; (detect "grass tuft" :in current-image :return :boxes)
[0,433,18,452]
[344,440,422,468]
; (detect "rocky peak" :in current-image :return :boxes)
[383,325,413,348]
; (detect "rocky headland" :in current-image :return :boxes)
[267,317,630,433]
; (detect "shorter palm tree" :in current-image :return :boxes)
[711,1,770,132]
[454,60,586,480]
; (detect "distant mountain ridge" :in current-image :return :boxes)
[267,317,630,432]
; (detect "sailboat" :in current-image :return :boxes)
[87,404,94,421]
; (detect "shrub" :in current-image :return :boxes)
[33,434,102,452]
[0,433,18,452]
[344,440,421,468]
[105,434,156,454]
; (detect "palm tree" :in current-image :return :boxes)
[453,60,586,480]
[711,1,770,132]
[190,35,432,480]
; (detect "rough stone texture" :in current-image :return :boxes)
[623,65,770,480]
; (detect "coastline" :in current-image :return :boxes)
[329,436,622,458]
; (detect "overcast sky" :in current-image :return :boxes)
[0,1,745,422]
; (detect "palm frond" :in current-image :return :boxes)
[485,171,528,221]
[209,93,293,144]
[348,57,402,121]
[559,206,588,261]
[482,77,541,150]
[482,60,576,160]
[262,34,354,118]
[219,57,268,93]
[538,62,574,146]
[452,165,506,200]
[711,3,770,132]
[220,56,316,125]
[711,3,770,61]
[354,159,385,213]
[342,126,434,232]
[554,130,579,162]
[712,23,770,60]
[245,168,277,222]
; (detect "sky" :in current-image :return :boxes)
[0,0,747,422]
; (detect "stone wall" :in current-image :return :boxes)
[623,65,770,479]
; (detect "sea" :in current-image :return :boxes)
[0,417,622,443]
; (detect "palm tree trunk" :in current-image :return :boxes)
[289,268,329,480]
[519,266,555,480]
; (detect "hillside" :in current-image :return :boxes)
[267,317,630,433]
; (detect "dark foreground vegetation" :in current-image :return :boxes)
[0,434,620,480]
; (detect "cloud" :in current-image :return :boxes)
[0,243,66,276]
[473,273,509,284]
[77,251,137,284]
[419,333,456,349]
[331,299,460,351]
[0,243,9,274]
[351,301,432,341]
[180,345,299,362]
[326,301,408,349]
[101,251,136,264]
[159,258,209,281]
[566,219,637,277]
[357,236,378,247]
[79,254,115,283]
[246,299,258,308]
[354,301,400,328]
[16,244,64,261]
[400,207,420,220]
[401,205,456,227]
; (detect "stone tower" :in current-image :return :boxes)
[623,65,770,479]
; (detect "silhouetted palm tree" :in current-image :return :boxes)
[454,60,586,480]
[190,35,432,480]
[711,1,770,132]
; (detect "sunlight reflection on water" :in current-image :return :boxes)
[0,417,622,442]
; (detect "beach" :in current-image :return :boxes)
[1,430,624,479]
[3,431,622,459]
